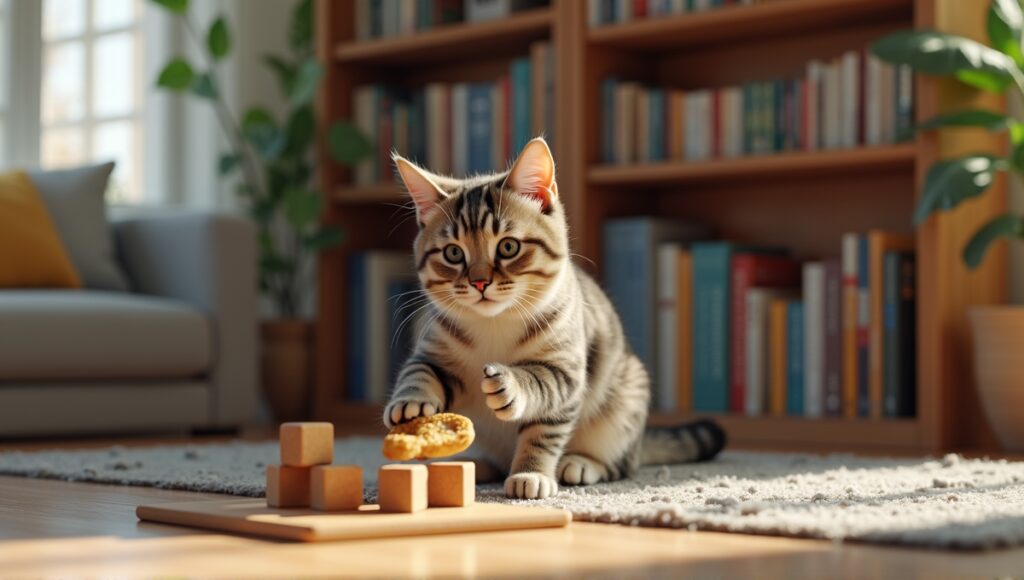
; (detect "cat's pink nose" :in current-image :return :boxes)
[470,279,490,293]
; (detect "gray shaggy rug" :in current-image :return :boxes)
[2,437,1023,550]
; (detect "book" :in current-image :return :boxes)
[841,233,860,418]
[467,83,493,173]
[451,83,469,176]
[802,261,825,418]
[602,78,618,164]
[746,288,793,416]
[769,297,789,416]
[730,253,799,413]
[511,58,532,153]
[857,235,869,417]
[867,230,914,419]
[363,252,416,403]
[604,219,709,400]
[656,243,681,412]
[823,259,843,416]
[466,0,510,22]
[348,253,367,401]
[677,249,694,412]
[884,252,916,417]
[387,279,419,387]
[786,301,805,416]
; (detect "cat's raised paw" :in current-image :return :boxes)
[481,363,523,422]
[383,397,440,429]
[504,472,558,499]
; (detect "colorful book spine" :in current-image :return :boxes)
[692,242,733,412]
[823,259,843,416]
[867,230,915,419]
[786,301,805,416]
[857,235,870,417]
[511,58,532,153]
[884,252,916,417]
[467,83,493,173]
[677,249,694,412]
[347,253,367,401]
[802,261,825,418]
[769,298,789,417]
[656,243,681,412]
[841,233,860,418]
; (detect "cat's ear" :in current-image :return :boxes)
[504,137,556,211]
[394,155,447,224]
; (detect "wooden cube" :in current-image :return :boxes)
[427,461,475,507]
[378,464,427,513]
[280,422,334,467]
[266,465,311,508]
[311,465,363,511]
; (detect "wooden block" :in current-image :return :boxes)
[378,464,427,513]
[266,465,311,508]
[311,465,363,511]
[427,461,475,507]
[279,422,334,467]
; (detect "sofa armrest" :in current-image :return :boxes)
[113,211,258,427]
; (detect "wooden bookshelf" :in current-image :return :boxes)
[315,0,1008,455]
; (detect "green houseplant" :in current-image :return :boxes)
[872,0,1024,451]
[150,0,371,420]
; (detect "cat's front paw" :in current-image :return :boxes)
[481,363,524,422]
[504,472,558,499]
[383,396,441,429]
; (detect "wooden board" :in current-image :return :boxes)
[137,499,571,542]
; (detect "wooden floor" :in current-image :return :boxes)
[2,434,1023,578]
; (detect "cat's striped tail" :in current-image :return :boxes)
[639,419,727,466]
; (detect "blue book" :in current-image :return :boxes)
[467,83,493,173]
[649,89,665,162]
[511,58,532,152]
[348,253,367,401]
[604,218,709,398]
[691,242,733,412]
[417,0,432,29]
[857,235,870,417]
[602,78,618,164]
[786,301,805,416]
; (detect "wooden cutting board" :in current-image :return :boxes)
[137,499,572,542]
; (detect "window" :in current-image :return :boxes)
[40,0,144,203]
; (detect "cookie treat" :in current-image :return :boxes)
[383,413,475,461]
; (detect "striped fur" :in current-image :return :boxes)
[387,139,725,499]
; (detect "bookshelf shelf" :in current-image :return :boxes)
[587,0,912,51]
[333,183,405,205]
[334,8,553,66]
[587,144,917,187]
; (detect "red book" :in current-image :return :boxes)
[729,254,801,413]
[633,0,647,18]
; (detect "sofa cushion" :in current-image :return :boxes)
[0,171,81,288]
[0,290,211,381]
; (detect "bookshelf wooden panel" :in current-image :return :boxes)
[315,0,1008,454]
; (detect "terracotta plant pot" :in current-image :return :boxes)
[970,306,1024,452]
[261,319,314,422]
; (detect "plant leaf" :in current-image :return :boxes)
[964,212,1024,268]
[150,0,188,14]
[219,153,240,176]
[304,227,345,251]
[328,121,373,165]
[290,0,313,53]
[289,60,323,106]
[263,54,296,96]
[914,155,1009,224]
[156,58,194,90]
[871,30,1017,93]
[208,17,231,60]
[988,0,1024,65]
[918,109,1017,131]
[283,188,322,227]
[242,108,286,159]
[286,105,315,155]
[191,72,217,98]
[260,253,292,274]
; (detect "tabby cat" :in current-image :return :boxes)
[386,138,725,499]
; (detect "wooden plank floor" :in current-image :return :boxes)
[2,435,1023,577]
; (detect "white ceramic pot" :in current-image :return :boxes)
[970,306,1024,452]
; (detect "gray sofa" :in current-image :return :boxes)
[0,212,258,437]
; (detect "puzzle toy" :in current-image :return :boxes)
[137,418,571,542]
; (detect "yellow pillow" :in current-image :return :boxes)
[0,170,81,288]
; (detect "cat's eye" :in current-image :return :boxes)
[497,237,520,259]
[443,244,465,264]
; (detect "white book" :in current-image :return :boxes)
[364,252,415,403]
[841,51,860,148]
[466,0,510,23]
[865,54,882,147]
[451,83,469,176]
[824,62,841,150]
[803,262,825,418]
[657,243,681,412]
[728,87,744,158]
[805,60,822,151]
[588,0,602,26]
[746,288,790,416]
[684,93,699,161]
[354,86,376,185]
[356,0,370,39]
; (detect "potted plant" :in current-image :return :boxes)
[872,0,1024,451]
[151,0,371,421]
